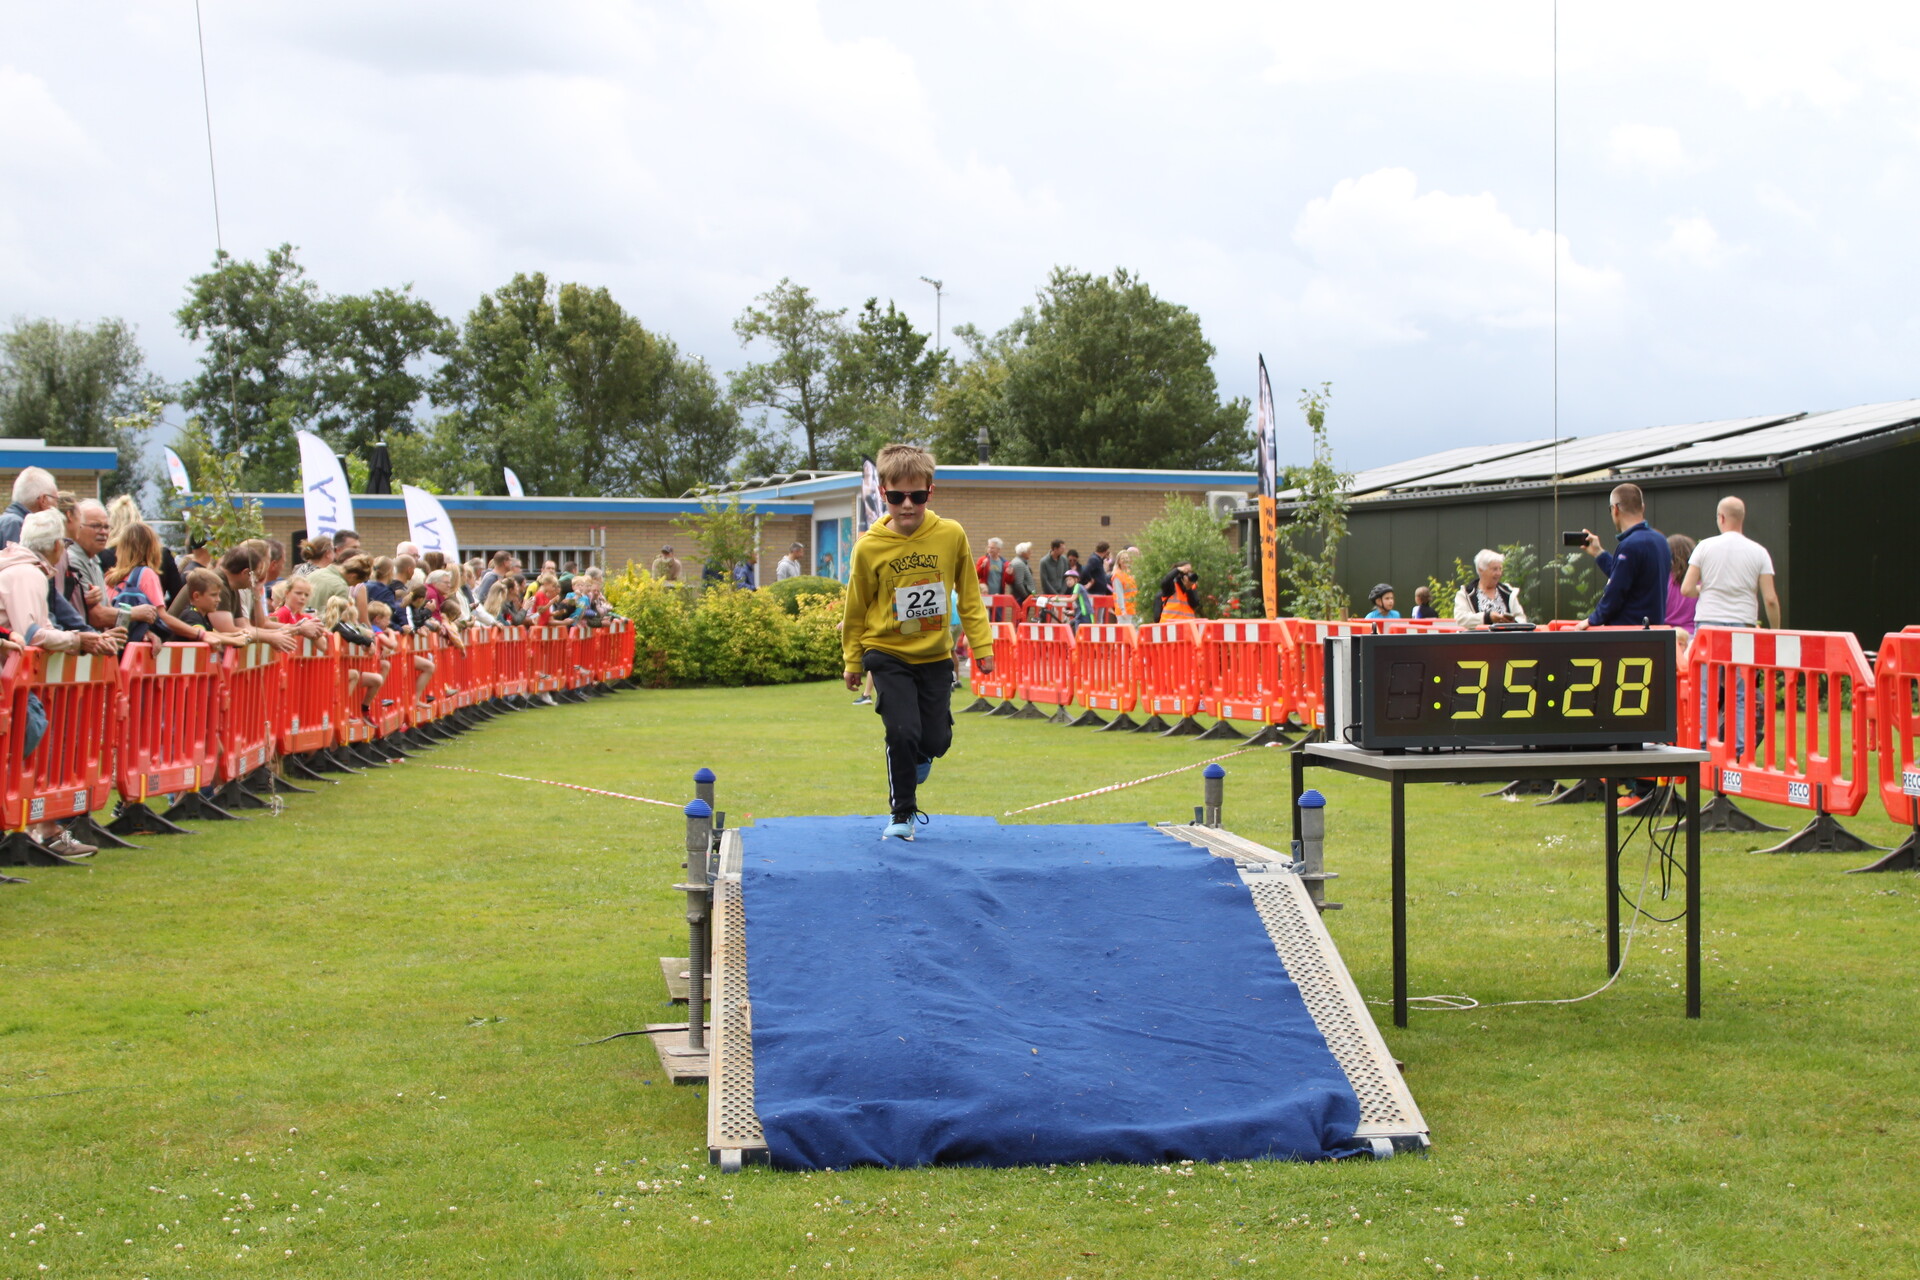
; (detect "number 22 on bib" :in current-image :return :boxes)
[893,578,947,634]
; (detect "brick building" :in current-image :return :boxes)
[1,440,120,506]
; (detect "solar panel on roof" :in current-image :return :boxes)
[1309,439,1549,498]
[1400,414,1798,488]
[1621,399,1920,469]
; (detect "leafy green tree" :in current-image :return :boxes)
[930,318,1027,466]
[1275,383,1350,619]
[671,495,760,581]
[1136,495,1258,620]
[730,279,849,471]
[829,298,947,464]
[313,285,455,456]
[173,416,266,551]
[995,267,1253,470]
[175,244,325,490]
[630,351,747,497]
[0,317,171,498]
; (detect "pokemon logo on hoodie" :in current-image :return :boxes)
[842,511,994,673]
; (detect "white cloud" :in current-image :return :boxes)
[1660,216,1740,268]
[1291,168,1623,344]
[1606,123,1688,175]
[1754,182,1816,224]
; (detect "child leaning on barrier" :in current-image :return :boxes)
[841,442,995,840]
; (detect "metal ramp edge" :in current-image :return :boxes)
[706,823,1428,1168]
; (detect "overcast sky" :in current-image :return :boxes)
[5,1,1918,471]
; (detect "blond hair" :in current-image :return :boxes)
[876,442,936,486]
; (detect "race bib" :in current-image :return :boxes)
[893,580,947,633]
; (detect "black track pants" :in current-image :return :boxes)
[862,650,954,820]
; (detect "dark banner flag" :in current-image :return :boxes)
[857,457,886,534]
[1256,355,1279,618]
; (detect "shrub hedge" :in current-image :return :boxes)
[604,567,844,687]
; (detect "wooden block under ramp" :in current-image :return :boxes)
[659,956,691,1002]
[646,1022,712,1084]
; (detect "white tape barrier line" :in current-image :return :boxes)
[1002,748,1259,816]
[418,763,681,809]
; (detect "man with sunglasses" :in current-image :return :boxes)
[842,443,996,840]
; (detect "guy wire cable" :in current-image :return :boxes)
[193,0,245,457]
[1551,0,1562,620]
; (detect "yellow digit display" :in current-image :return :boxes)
[1613,657,1653,716]
[1452,661,1489,719]
[1564,658,1602,717]
[1502,659,1538,718]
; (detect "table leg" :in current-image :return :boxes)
[1290,749,1304,849]
[1604,776,1620,976]
[1391,773,1407,1029]
[1686,771,1702,1019]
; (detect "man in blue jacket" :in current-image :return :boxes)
[1576,482,1669,629]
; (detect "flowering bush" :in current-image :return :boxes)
[603,566,842,687]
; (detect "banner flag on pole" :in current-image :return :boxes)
[295,430,356,541]
[402,485,461,568]
[503,467,525,498]
[857,457,886,534]
[1255,355,1280,619]
[162,445,193,495]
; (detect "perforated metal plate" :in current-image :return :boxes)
[705,823,1427,1167]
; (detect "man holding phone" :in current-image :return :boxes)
[1574,483,1669,629]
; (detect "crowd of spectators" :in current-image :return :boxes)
[974,538,1150,624]
[0,465,615,861]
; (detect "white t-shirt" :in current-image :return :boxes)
[1691,530,1774,624]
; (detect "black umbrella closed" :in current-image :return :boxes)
[366,441,393,495]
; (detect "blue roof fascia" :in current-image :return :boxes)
[741,466,1259,499]
[0,447,120,470]
[238,494,811,516]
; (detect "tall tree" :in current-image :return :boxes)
[930,317,1029,467]
[730,279,848,471]
[628,351,747,497]
[0,317,171,497]
[175,244,325,490]
[994,267,1253,470]
[829,298,947,465]
[312,285,455,456]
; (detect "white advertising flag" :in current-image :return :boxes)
[402,485,460,567]
[162,445,192,495]
[295,430,356,541]
[503,466,525,498]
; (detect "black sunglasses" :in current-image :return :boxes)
[884,489,931,506]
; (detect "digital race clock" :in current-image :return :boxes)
[1325,631,1678,751]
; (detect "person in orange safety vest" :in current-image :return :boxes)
[1155,561,1200,625]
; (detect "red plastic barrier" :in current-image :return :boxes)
[1279,619,1375,730]
[1198,620,1289,724]
[407,631,447,730]
[277,634,340,758]
[1875,631,1920,829]
[2,647,121,832]
[1689,626,1873,816]
[969,622,1020,701]
[1137,622,1204,719]
[531,625,566,694]
[216,641,279,783]
[495,625,529,698]
[984,594,1021,624]
[1377,618,1463,634]
[1016,622,1075,708]
[116,642,222,803]
[1073,623,1138,713]
[1025,596,1073,626]
[614,617,635,681]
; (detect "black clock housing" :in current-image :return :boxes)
[1328,631,1678,751]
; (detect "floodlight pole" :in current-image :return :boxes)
[920,276,944,354]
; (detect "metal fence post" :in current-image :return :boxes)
[677,798,714,1052]
[1294,787,1340,912]
[1202,762,1226,827]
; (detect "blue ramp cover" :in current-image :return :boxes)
[741,816,1363,1169]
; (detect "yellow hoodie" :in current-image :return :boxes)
[841,510,995,673]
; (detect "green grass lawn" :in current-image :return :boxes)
[4,682,1917,1278]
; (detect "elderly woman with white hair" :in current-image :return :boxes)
[0,466,60,549]
[1005,541,1035,605]
[0,509,126,859]
[1452,548,1528,628]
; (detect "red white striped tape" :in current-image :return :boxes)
[416,763,680,808]
[1002,747,1259,816]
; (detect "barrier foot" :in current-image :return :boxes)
[108,802,198,837]
[1192,719,1242,742]
[1008,702,1050,721]
[1062,708,1109,728]
[1240,724,1293,747]
[1158,716,1206,738]
[987,699,1021,717]
[164,790,245,823]
[1536,778,1609,806]
[1695,793,1785,833]
[213,780,273,811]
[1617,785,1675,818]
[67,814,139,850]
[314,747,365,774]
[1047,705,1074,725]
[0,831,88,867]
[285,754,338,785]
[254,768,316,797]
[1095,712,1142,732]
[1847,830,1920,873]
[0,870,24,883]
[1484,777,1560,798]
[959,696,995,714]
[1133,714,1171,733]
[1756,812,1886,855]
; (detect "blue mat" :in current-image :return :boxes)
[740,816,1363,1169]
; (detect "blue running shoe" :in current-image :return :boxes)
[882,819,914,840]
[915,759,933,785]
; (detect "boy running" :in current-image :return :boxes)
[843,443,995,839]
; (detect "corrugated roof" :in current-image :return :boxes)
[1622,399,1920,470]
[1301,440,1549,499]
[1399,414,1799,488]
